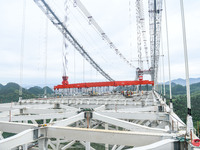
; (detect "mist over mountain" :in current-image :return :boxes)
[165,78,200,86]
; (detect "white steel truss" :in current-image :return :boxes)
[0,91,196,150]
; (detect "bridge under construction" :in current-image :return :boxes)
[0,0,199,149]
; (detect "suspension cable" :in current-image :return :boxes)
[179,0,193,135]
[161,32,166,101]
[179,0,191,114]
[160,55,162,95]
[66,0,132,72]
[62,0,70,77]
[70,0,135,68]
[44,17,48,98]
[129,0,134,60]
[19,0,26,101]
[74,47,76,83]
[90,63,93,82]
[67,8,110,65]
[83,57,85,83]
[164,0,173,110]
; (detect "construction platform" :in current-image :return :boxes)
[0,91,199,149]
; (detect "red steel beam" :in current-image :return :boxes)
[54,80,154,90]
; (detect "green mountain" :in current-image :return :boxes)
[190,82,200,94]
[0,84,3,89]
[173,93,200,128]
[43,86,54,94]
[162,82,200,97]
[0,82,53,103]
[28,86,43,95]
[161,83,200,129]
[27,86,53,95]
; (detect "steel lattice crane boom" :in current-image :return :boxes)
[34,0,114,81]
[135,0,163,83]
[148,0,163,82]
[136,0,150,69]
[136,0,143,70]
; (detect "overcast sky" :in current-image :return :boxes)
[0,0,200,87]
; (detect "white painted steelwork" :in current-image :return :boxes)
[0,91,195,150]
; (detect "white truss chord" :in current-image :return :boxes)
[52,112,84,126]
[112,145,118,150]
[94,105,105,111]
[127,139,177,150]
[80,141,96,150]
[97,111,169,121]
[0,112,77,122]
[0,129,35,150]
[61,140,76,150]
[0,121,37,133]
[93,112,168,133]
[116,145,125,150]
[46,126,174,147]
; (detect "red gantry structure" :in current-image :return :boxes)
[54,76,154,90]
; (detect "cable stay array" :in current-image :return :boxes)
[34,0,114,81]
[70,0,135,68]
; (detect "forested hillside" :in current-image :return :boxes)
[0,82,53,103]
[172,94,200,127]
[161,83,200,129]
[164,82,200,96]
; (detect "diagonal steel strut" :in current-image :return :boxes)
[34,0,114,81]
